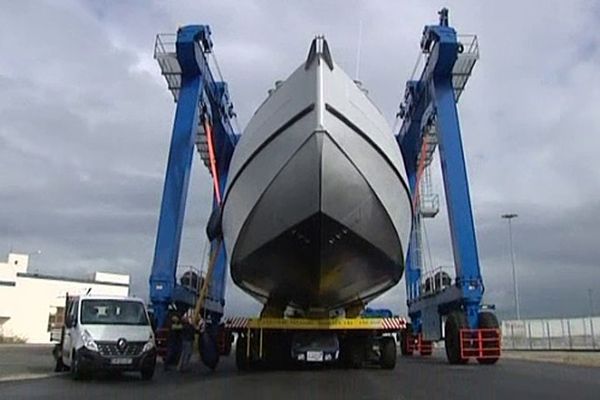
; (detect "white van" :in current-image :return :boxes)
[53,295,157,380]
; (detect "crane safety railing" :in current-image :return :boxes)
[409,34,479,102]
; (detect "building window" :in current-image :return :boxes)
[47,307,64,332]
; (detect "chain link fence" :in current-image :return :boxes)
[502,317,599,350]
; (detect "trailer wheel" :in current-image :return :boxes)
[444,311,468,365]
[476,312,500,365]
[400,324,413,356]
[380,337,397,369]
[340,338,364,369]
[350,338,365,369]
[235,335,250,371]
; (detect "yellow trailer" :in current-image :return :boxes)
[224,316,407,370]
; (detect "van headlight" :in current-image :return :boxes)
[142,340,155,353]
[82,330,98,352]
[297,353,306,361]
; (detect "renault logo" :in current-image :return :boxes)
[117,338,128,353]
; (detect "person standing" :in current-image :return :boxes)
[164,315,183,371]
[178,316,196,372]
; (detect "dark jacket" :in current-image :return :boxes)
[181,322,196,342]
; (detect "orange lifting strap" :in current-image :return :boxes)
[202,115,222,204]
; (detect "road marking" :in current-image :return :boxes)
[0,372,64,383]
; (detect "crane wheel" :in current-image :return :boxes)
[380,337,397,369]
[476,312,500,365]
[444,311,468,364]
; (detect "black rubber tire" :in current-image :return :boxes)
[140,363,155,380]
[235,335,250,371]
[380,337,397,369]
[199,331,220,371]
[445,311,468,365]
[53,345,68,372]
[70,351,85,380]
[348,339,365,369]
[476,312,500,365]
[267,334,290,369]
[400,324,413,356]
[339,339,352,368]
[54,356,67,372]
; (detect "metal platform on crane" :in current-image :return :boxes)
[154,34,181,101]
[154,33,212,169]
[410,34,479,103]
[453,35,479,102]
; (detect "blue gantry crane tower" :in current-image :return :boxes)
[149,25,239,368]
[396,8,500,364]
[148,9,500,368]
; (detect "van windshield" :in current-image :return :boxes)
[80,300,149,326]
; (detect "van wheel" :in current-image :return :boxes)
[70,351,84,380]
[140,365,155,380]
[55,356,68,372]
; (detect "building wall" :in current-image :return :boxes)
[0,253,129,343]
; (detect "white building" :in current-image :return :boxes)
[0,253,130,343]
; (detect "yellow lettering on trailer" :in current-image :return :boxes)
[240,317,405,330]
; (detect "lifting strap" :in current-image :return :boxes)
[202,114,222,203]
[192,240,222,326]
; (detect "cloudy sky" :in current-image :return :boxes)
[1,0,599,320]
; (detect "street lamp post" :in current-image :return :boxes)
[501,213,520,320]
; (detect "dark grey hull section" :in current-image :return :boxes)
[229,131,404,310]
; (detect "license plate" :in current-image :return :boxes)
[306,351,323,362]
[110,358,132,365]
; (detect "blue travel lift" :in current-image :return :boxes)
[149,25,238,369]
[396,9,500,364]
[148,9,500,368]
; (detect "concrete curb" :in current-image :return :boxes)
[502,351,600,368]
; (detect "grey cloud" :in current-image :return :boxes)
[1,0,599,319]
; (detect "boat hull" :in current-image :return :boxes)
[222,40,412,312]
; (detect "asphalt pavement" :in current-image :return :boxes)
[0,346,598,400]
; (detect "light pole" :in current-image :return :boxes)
[501,213,520,320]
